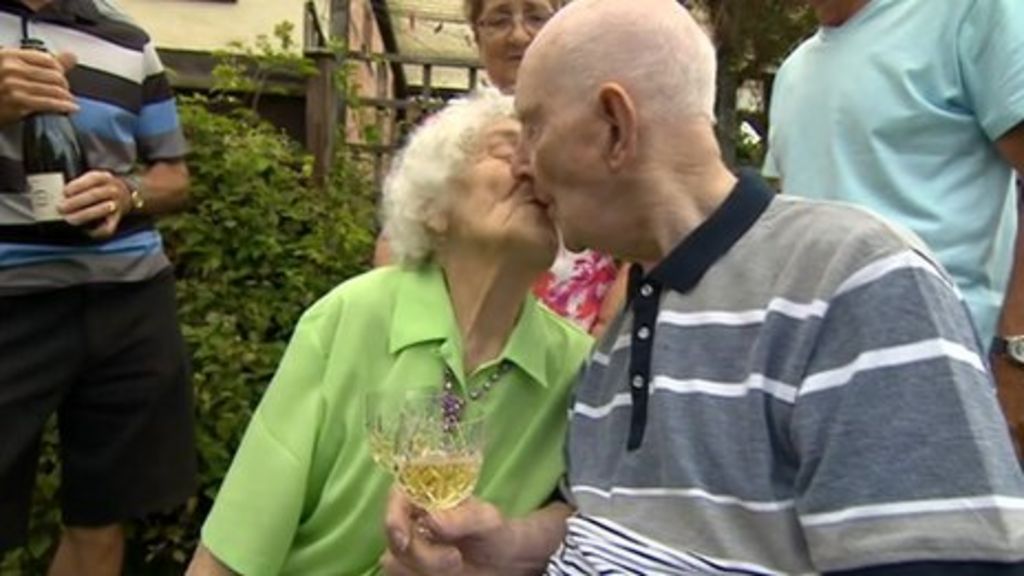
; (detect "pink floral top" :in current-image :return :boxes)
[532,247,619,333]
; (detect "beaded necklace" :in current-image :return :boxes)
[440,360,513,431]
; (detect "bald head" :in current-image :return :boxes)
[519,0,716,122]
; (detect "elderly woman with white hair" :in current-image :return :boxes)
[185,89,593,576]
[375,0,629,340]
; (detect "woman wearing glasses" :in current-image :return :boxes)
[469,0,558,92]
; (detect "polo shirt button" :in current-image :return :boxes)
[640,284,653,297]
[631,375,645,389]
[637,326,651,341]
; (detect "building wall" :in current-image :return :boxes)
[117,0,307,51]
[346,0,394,145]
[118,0,390,146]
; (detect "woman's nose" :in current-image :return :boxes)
[507,19,532,47]
[511,143,532,181]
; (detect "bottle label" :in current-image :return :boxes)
[26,172,66,222]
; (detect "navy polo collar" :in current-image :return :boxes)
[622,169,774,451]
[629,169,775,299]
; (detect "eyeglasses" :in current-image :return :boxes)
[475,10,553,38]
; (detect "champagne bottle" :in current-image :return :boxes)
[20,37,84,223]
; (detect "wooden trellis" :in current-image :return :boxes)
[303,0,483,192]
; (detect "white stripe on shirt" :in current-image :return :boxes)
[573,485,796,514]
[800,338,987,398]
[801,495,1024,527]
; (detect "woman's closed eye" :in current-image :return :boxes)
[489,141,517,160]
[485,130,521,160]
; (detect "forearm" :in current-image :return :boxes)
[997,182,1024,334]
[185,544,238,576]
[500,502,573,576]
[994,181,1024,458]
[995,122,1024,335]
[136,160,190,216]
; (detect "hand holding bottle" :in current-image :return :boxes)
[0,48,77,126]
[60,170,133,239]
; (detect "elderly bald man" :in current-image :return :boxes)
[382,0,1024,574]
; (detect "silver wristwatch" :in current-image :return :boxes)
[992,335,1024,366]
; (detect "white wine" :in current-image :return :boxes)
[367,430,398,473]
[397,454,481,510]
[20,37,84,223]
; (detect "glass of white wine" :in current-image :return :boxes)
[364,389,402,475]
[392,392,485,512]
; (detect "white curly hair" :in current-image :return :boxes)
[382,88,516,265]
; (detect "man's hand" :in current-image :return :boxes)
[382,487,571,576]
[59,170,132,239]
[382,489,514,576]
[0,48,77,126]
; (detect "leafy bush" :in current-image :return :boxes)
[150,95,375,567]
[0,95,376,575]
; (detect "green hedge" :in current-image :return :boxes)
[1,96,377,575]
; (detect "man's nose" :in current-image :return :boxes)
[512,139,532,180]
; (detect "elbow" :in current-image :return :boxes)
[173,163,192,211]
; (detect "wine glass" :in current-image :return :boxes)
[392,391,485,511]
[364,389,402,474]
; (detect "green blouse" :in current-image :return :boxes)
[201,264,593,575]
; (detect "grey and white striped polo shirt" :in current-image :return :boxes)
[551,172,1024,574]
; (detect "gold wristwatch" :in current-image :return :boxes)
[120,174,145,213]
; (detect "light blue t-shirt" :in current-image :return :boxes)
[765,0,1024,345]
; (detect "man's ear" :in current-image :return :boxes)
[597,82,638,172]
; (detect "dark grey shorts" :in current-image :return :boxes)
[0,270,197,551]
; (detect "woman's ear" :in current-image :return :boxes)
[425,208,449,237]
[597,82,638,172]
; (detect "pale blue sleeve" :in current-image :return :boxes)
[957,0,1024,141]
[762,61,791,180]
[762,142,780,180]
